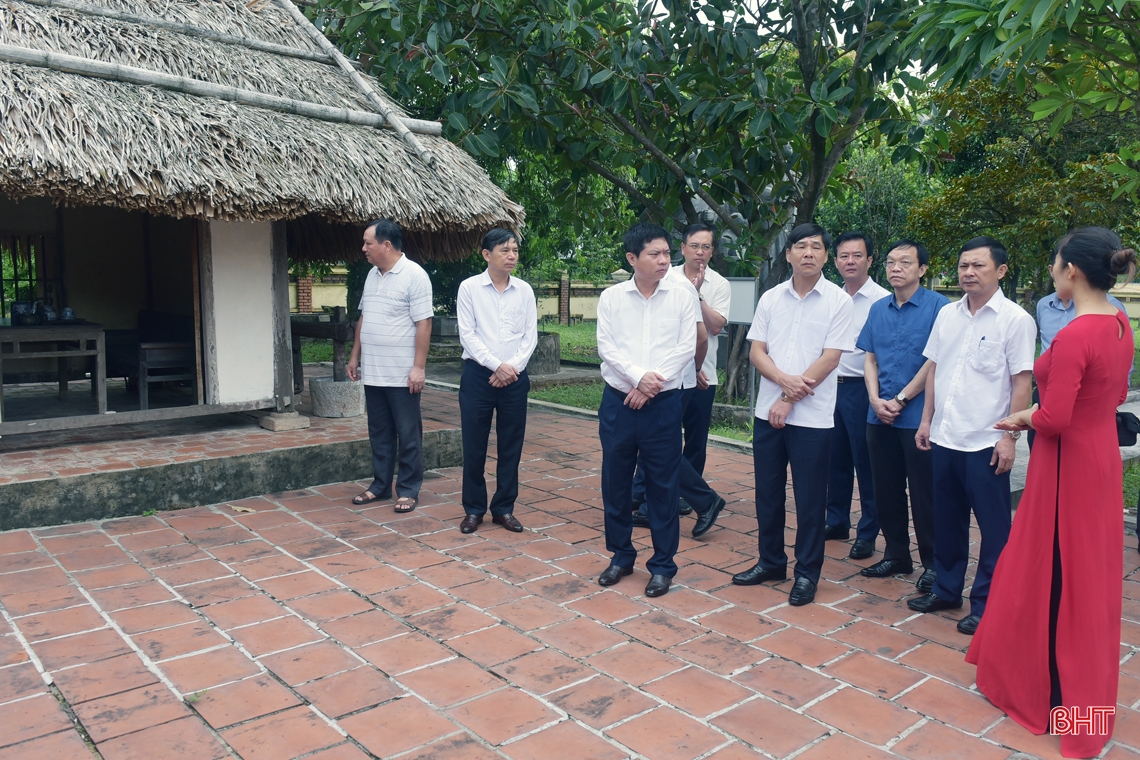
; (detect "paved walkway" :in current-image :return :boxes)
[2,404,1140,759]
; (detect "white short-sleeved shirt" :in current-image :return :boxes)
[837,277,890,377]
[357,255,434,387]
[748,276,855,428]
[597,277,699,393]
[664,267,704,389]
[457,271,538,372]
[677,264,731,385]
[922,289,1037,451]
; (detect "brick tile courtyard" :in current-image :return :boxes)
[3,400,1140,759]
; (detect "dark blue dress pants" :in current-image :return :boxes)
[632,387,718,514]
[752,419,831,584]
[930,443,1012,617]
[459,360,530,517]
[364,384,424,499]
[683,386,717,475]
[600,385,682,577]
[826,379,879,541]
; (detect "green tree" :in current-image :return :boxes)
[912,0,1140,196]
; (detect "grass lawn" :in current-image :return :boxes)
[1126,462,1140,512]
[299,338,352,363]
[538,320,602,364]
[529,381,604,410]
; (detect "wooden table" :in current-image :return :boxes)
[0,323,106,423]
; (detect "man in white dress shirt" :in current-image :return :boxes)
[826,232,889,560]
[347,220,433,513]
[911,236,1036,636]
[732,223,854,606]
[456,229,538,534]
[596,223,700,598]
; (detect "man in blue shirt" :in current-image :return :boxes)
[856,240,949,594]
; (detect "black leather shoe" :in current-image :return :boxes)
[956,614,981,635]
[492,513,524,532]
[631,512,650,528]
[824,524,850,541]
[459,514,483,534]
[679,498,693,516]
[788,577,817,606]
[732,563,787,586]
[645,574,671,597]
[848,539,875,560]
[906,592,963,613]
[861,558,914,578]
[691,497,726,538]
[916,568,936,594]
[598,565,633,586]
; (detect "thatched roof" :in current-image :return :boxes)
[0,0,524,261]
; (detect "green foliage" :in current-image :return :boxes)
[528,381,604,410]
[911,0,1140,197]
[816,143,940,283]
[537,320,602,364]
[310,0,928,271]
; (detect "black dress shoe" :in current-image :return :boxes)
[788,577,817,606]
[956,614,981,635]
[861,558,914,578]
[492,513,524,532]
[906,592,963,613]
[598,565,633,586]
[679,498,693,516]
[824,524,850,541]
[916,568,936,594]
[848,539,875,560]
[459,514,483,534]
[631,512,650,528]
[692,497,726,538]
[645,574,672,597]
[732,563,787,586]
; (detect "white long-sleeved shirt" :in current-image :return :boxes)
[837,277,890,377]
[596,276,699,393]
[457,271,538,372]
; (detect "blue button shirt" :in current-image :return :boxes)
[856,286,950,429]
[1037,291,1129,351]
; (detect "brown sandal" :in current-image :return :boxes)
[352,491,386,506]
[394,497,418,513]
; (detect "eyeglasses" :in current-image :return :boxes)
[885,260,915,270]
[685,243,713,252]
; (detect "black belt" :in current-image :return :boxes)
[605,384,679,404]
[836,376,862,383]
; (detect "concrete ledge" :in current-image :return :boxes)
[0,428,462,531]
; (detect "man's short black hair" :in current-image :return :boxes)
[681,222,716,247]
[623,223,670,257]
[367,219,402,251]
[481,228,518,253]
[886,239,930,267]
[834,231,873,259]
[960,235,1007,266]
[787,223,831,251]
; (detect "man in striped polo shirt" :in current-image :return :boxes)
[347,220,434,512]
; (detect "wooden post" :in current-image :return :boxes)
[270,221,294,412]
[190,220,204,405]
[196,219,218,405]
[332,306,347,382]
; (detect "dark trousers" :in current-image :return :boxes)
[866,424,935,568]
[459,360,529,517]
[826,380,879,541]
[683,386,717,475]
[364,384,424,499]
[600,386,683,577]
[931,443,1012,617]
[752,419,831,584]
[632,388,719,514]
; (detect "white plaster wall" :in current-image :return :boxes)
[208,221,275,403]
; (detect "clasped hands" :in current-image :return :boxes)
[994,405,1037,432]
[870,396,904,425]
[489,362,520,388]
[624,372,666,410]
[769,373,817,429]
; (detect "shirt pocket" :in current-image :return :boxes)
[500,307,524,337]
[968,339,1005,378]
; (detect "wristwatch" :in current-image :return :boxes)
[894,391,908,407]
[1006,430,1022,440]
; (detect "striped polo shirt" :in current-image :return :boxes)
[357,254,434,387]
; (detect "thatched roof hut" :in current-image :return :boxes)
[0,0,524,262]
